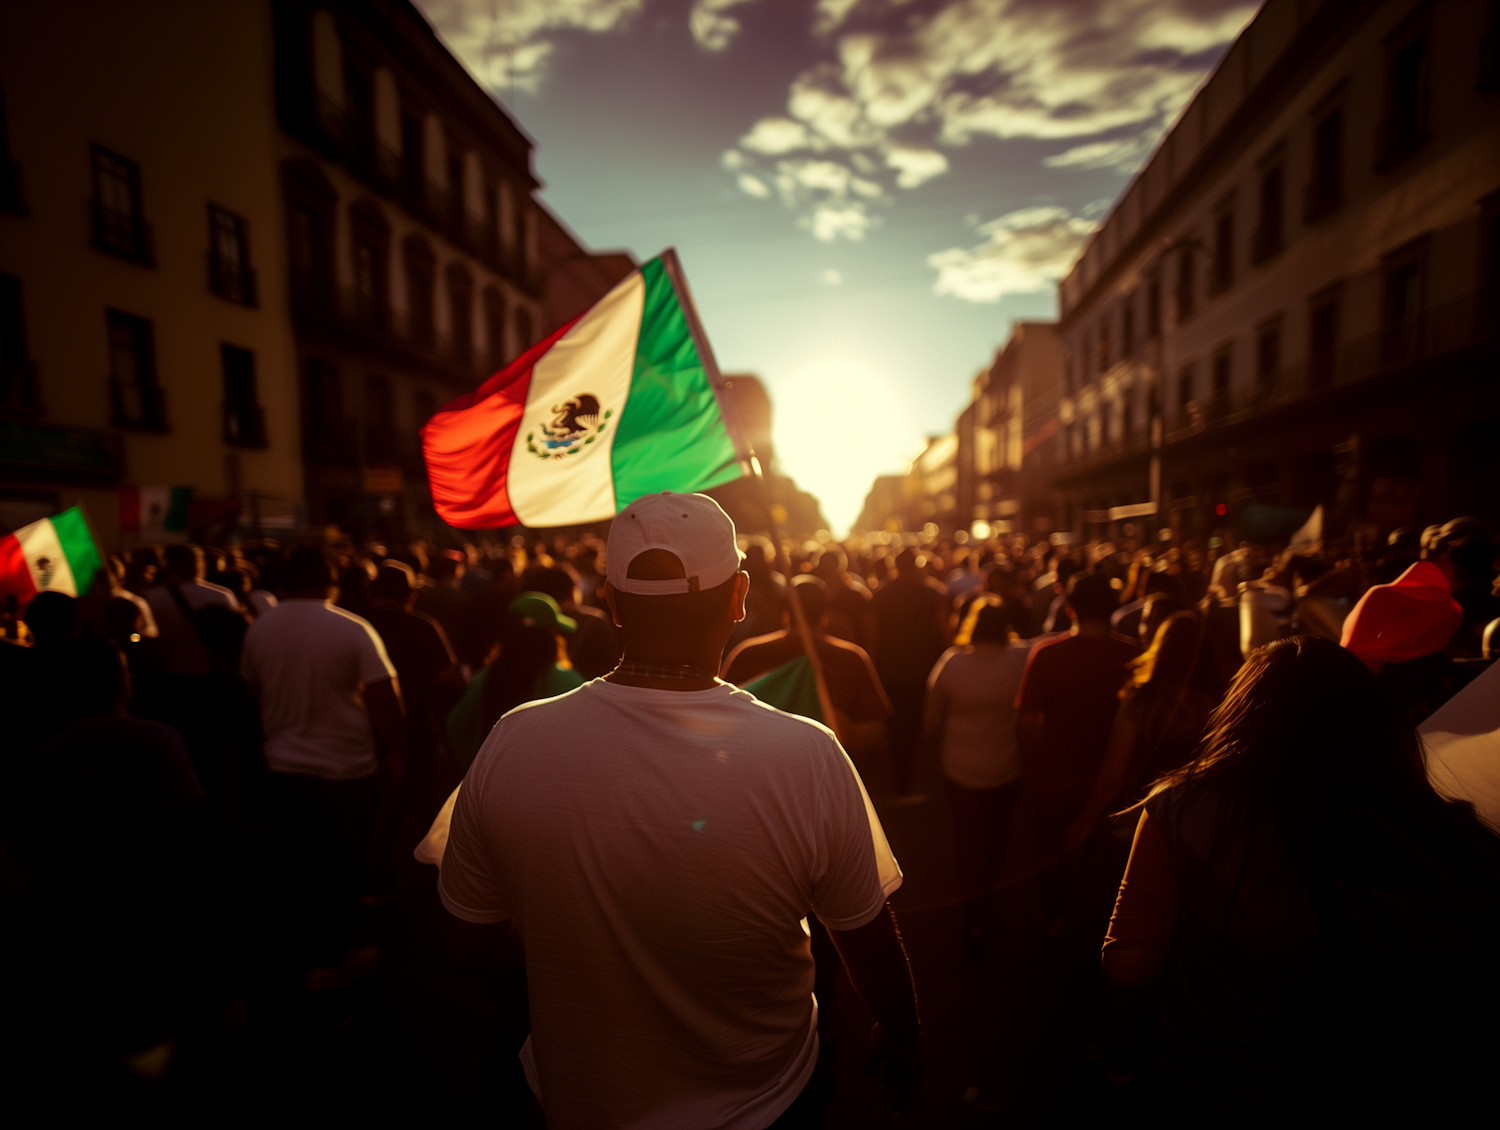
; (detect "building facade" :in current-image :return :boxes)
[0,0,624,548]
[1051,0,1500,543]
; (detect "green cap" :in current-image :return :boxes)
[510,591,577,635]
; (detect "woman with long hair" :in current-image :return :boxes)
[1066,611,1211,851]
[1102,635,1500,1118]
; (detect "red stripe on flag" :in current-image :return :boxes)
[0,531,40,609]
[421,315,585,529]
[119,485,141,532]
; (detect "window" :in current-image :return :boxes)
[1146,275,1161,338]
[0,273,40,413]
[1251,156,1284,263]
[1308,284,1341,389]
[401,111,424,198]
[207,205,257,306]
[1376,17,1430,170]
[1381,236,1429,364]
[106,310,166,430]
[514,306,533,353]
[484,287,506,370]
[1210,346,1232,419]
[364,374,396,464]
[349,202,390,330]
[1177,364,1195,418]
[1121,298,1135,357]
[343,59,374,162]
[1097,320,1111,373]
[1121,395,1134,444]
[1175,243,1196,322]
[447,263,473,366]
[0,92,24,216]
[1211,201,1234,294]
[305,358,347,456]
[1255,318,1281,396]
[290,204,333,306]
[447,149,464,230]
[90,145,153,264]
[221,344,266,447]
[403,237,435,349]
[414,388,437,428]
[1305,98,1344,221]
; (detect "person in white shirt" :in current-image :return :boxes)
[241,546,406,993]
[439,492,921,1129]
[924,597,1032,955]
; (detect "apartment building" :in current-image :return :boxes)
[1052,0,1500,542]
[0,0,626,547]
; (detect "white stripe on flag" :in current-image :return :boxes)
[509,271,645,527]
[17,517,77,596]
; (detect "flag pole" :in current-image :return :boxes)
[660,249,843,740]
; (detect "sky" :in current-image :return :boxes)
[414,0,1259,533]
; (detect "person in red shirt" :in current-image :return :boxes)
[1010,570,1139,936]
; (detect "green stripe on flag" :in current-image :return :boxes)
[52,506,103,597]
[743,655,825,724]
[611,258,741,507]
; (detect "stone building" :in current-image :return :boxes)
[0,0,625,547]
[1051,0,1499,543]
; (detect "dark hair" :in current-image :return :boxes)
[61,638,128,719]
[969,601,1012,645]
[813,545,847,574]
[1144,636,1499,882]
[1066,570,1117,623]
[612,573,740,642]
[372,560,416,601]
[479,615,561,733]
[24,590,77,646]
[520,563,579,607]
[162,543,202,574]
[789,574,828,624]
[284,546,336,591]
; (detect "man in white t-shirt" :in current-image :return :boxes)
[241,546,406,992]
[440,492,921,1129]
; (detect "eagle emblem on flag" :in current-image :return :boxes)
[526,393,612,460]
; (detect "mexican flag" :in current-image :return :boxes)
[0,506,104,609]
[422,250,752,529]
[119,484,193,534]
[743,655,825,724]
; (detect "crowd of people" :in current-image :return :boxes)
[1,500,1498,1123]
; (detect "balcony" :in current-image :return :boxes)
[1163,290,1496,445]
[289,270,489,381]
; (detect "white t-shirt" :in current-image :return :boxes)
[240,599,396,780]
[144,579,239,674]
[927,641,1033,789]
[439,679,901,1130]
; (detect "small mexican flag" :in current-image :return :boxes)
[422,250,751,529]
[0,506,104,609]
[119,484,193,534]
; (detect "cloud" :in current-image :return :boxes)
[803,203,876,242]
[736,173,771,198]
[415,0,642,92]
[1042,131,1157,172]
[725,0,1256,240]
[884,146,948,188]
[689,0,757,51]
[928,205,1096,302]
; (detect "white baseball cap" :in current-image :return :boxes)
[607,492,744,595]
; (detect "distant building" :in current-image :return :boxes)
[0,0,626,546]
[1052,0,1500,542]
[855,473,911,534]
[963,321,1061,538]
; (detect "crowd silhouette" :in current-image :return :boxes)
[1,511,1498,1123]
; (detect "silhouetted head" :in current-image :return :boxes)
[1130,610,1201,692]
[61,638,130,720]
[371,560,417,605]
[283,546,337,598]
[961,597,1011,646]
[787,574,829,629]
[1065,570,1117,625]
[162,543,203,584]
[24,591,77,647]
